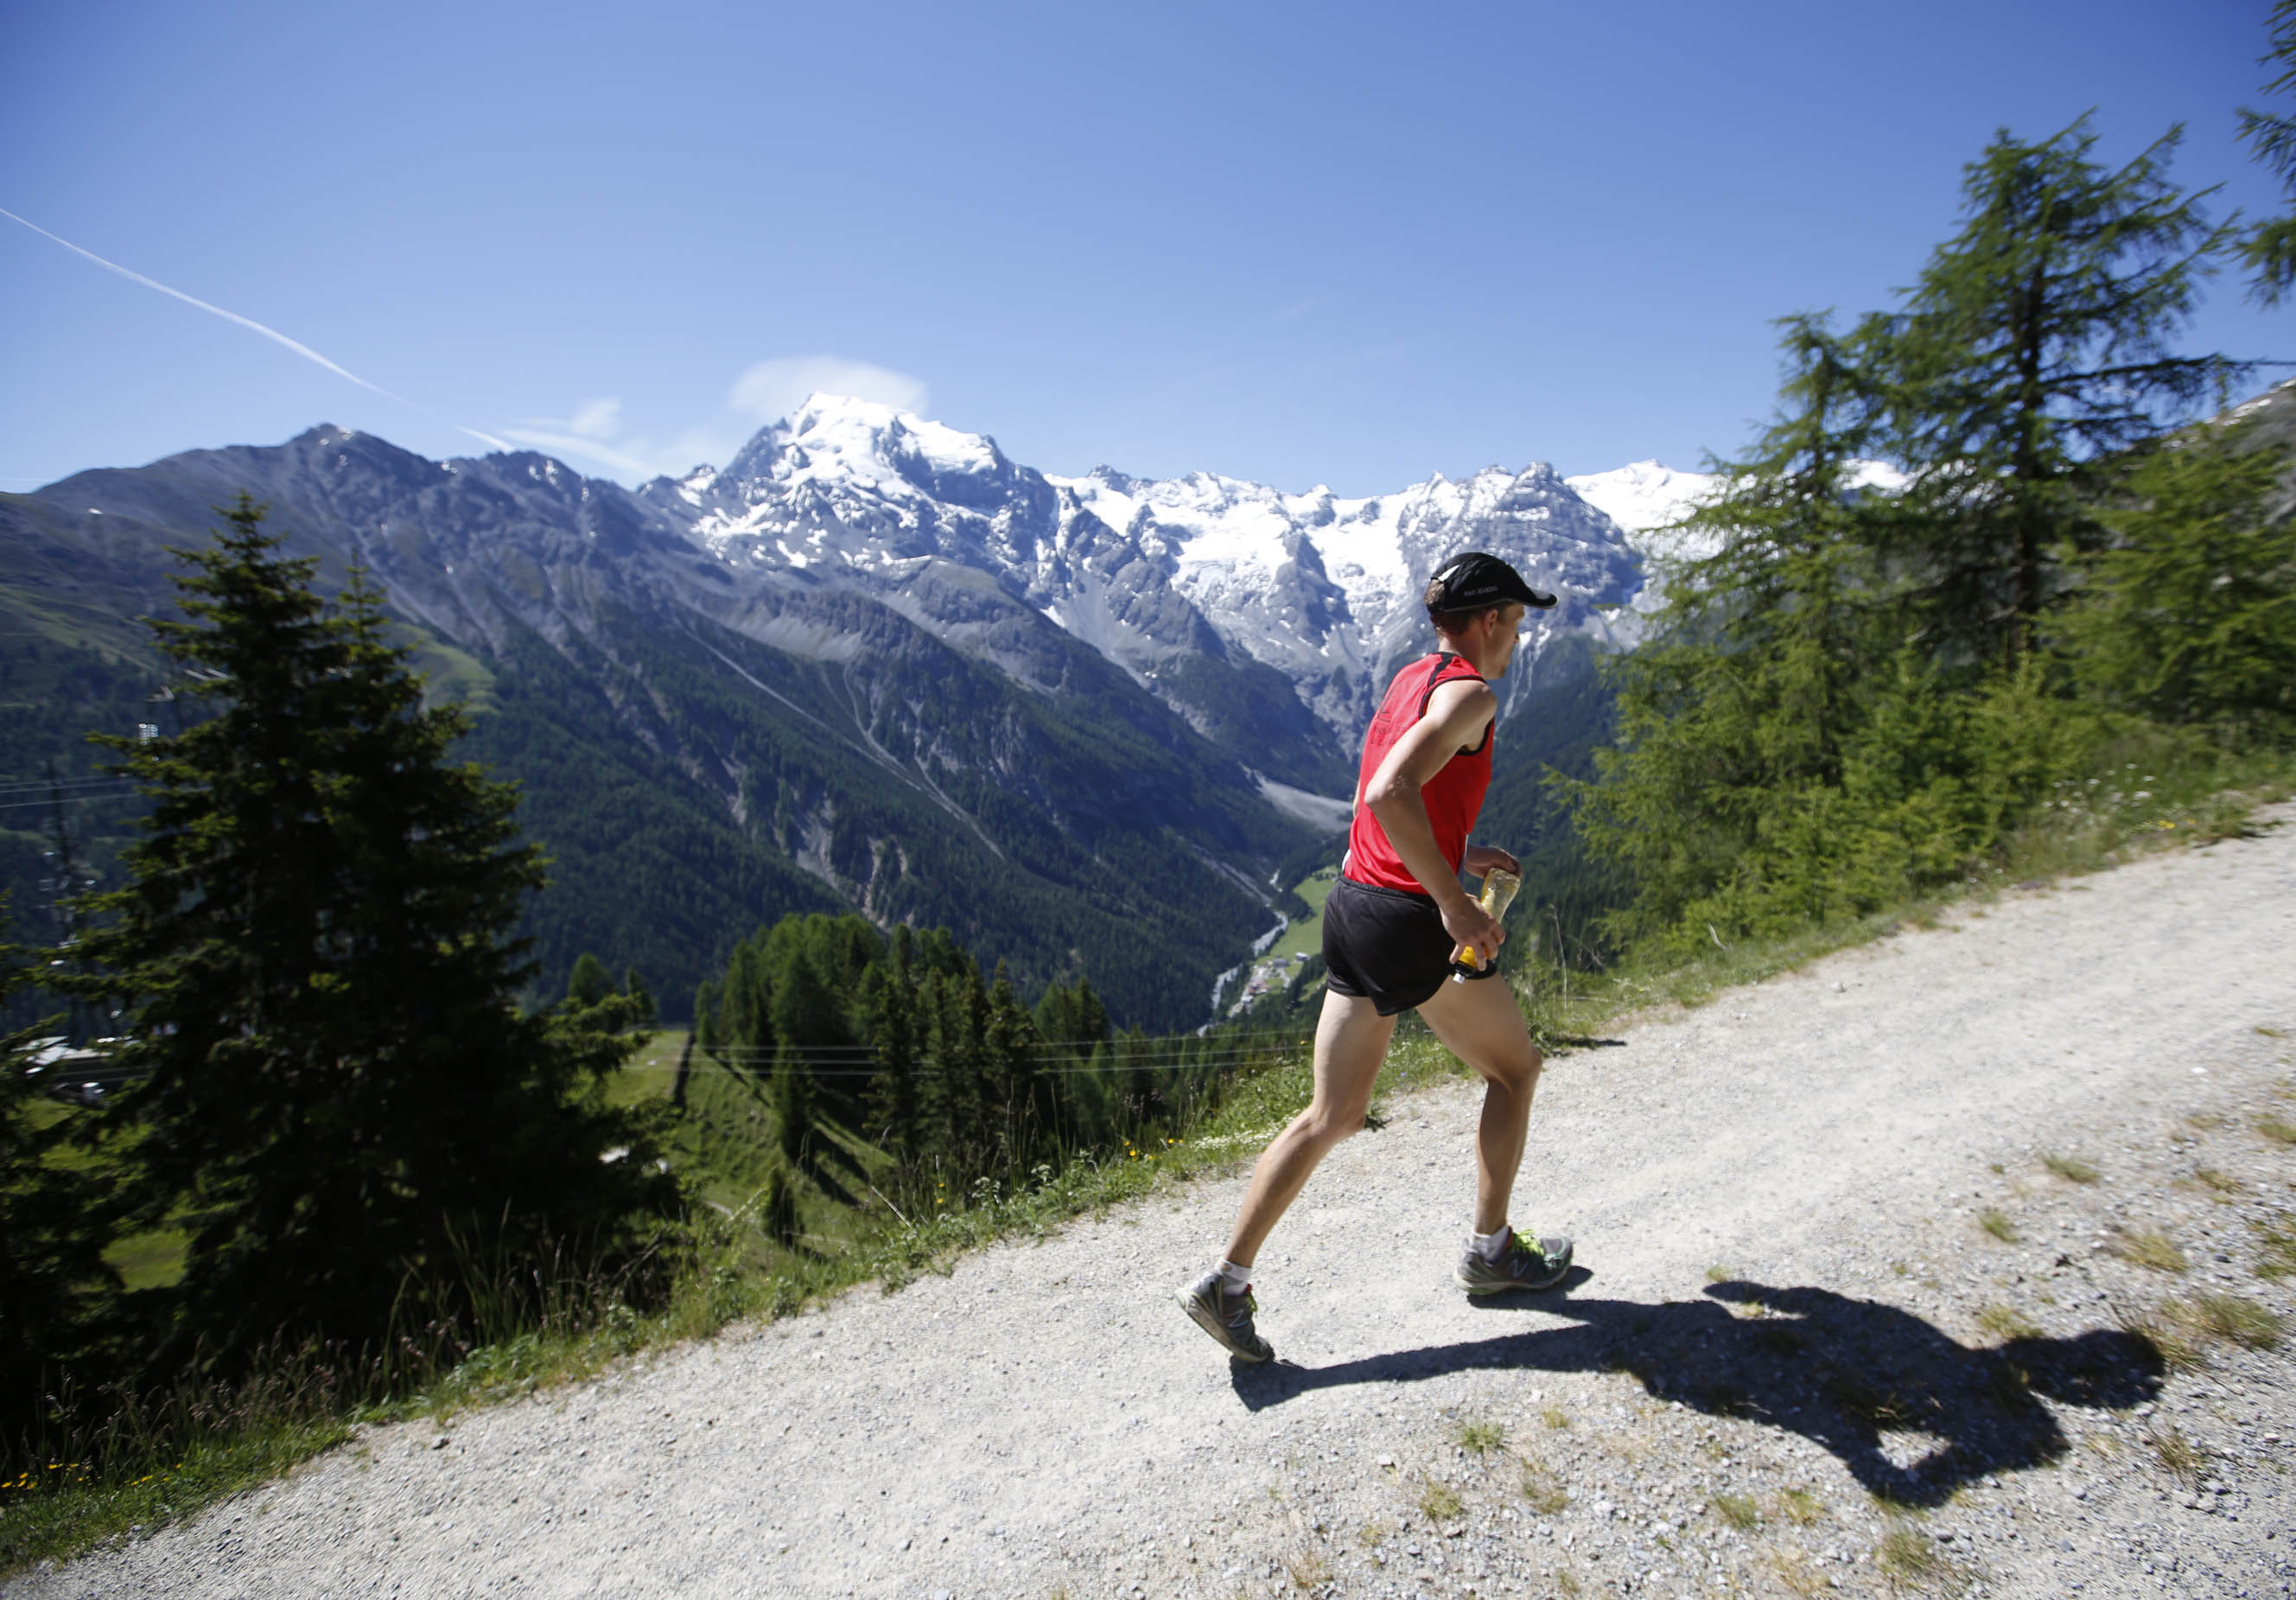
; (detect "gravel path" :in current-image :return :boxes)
[14,813,2296,1600]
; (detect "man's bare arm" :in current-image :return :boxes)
[1364,678,1505,958]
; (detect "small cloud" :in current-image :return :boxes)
[506,393,676,478]
[728,357,928,425]
[566,398,622,439]
[515,396,625,443]
[498,427,664,480]
[494,355,930,485]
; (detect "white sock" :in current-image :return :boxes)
[1470,1225,1513,1262]
[1216,1258,1252,1292]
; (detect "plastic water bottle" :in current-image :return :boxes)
[1450,867,1522,979]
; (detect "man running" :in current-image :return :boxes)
[1180,551,1570,1363]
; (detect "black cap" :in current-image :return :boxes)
[1425,551,1558,614]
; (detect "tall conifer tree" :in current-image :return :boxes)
[0,925,118,1419]
[2238,1,2296,304]
[2061,422,2296,741]
[73,497,675,1367]
[766,1044,859,1224]
[1877,118,2240,666]
[1032,977,1109,1147]
[1577,316,1897,941]
[567,953,614,1006]
[719,939,769,1060]
[982,964,1044,1170]
[692,978,722,1054]
[921,961,990,1171]
[862,927,922,1157]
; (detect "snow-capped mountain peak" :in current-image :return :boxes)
[1566,456,1910,538]
[643,395,1654,752]
[1045,454,1641,732]
[724,392,1013,501]
[1563,458,1722,537]
[1562,455,1912,626]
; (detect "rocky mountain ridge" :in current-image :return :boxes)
[1,398,1681,1023]
[639,395,1658,776]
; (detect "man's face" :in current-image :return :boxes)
[1488,602,1529,679]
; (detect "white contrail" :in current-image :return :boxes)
[1,205,512,453]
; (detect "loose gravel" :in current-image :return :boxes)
[11,810,2296,1600]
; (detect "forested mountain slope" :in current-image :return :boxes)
[0,401,1654,1026]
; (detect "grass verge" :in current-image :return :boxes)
[2255,1213,2296,1280]
[1458,1419,1505,1456]
[1874,1520,1961,1590]
[1519,1462,1569,1514]
[1417,1477,1465,1523]
[2124,1291,2284,1371]
[1712,1491,1760,1530]
[2113,1230,2190,1273]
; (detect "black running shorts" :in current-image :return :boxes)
[1322,874,1501,1017]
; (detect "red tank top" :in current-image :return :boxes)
[1345,653,1494,895]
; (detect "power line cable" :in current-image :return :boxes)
[0,775,143,794]
[0,789,143,813]
[674,1049,1310,1079]
[694,1047,1304,1065]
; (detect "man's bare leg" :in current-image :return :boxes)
[1220,989,1396,1268]
[1415,973,1542,1234]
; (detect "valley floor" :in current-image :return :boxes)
[11,813,2296,1600]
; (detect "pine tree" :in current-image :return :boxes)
[1574,316,1901,942]
[72,497,677,1368]
[567,953,614,1007]
[1031,977,1109,1147]
[1030,977,1110,1055]
[765,1042,864,1229]
[760,1164,799,1249]
[2062,422,2296,742]
[1070,978,1109,1050]
[982,963,1044,1171]
[621,965,655,1024]
[1876,117,2241,666]
[0,921,118,1425]
[862,927,923,1158]
[692,978,722,1054]
[765,933,846,1050]
[719,939,770,1060]
[2239,1,2296,305]
[919,962,990,1176]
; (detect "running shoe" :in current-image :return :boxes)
[1178,1272,1275,1362]
[1455,1229,1574,1295]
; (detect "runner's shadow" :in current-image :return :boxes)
[1228,1279,2160,1508]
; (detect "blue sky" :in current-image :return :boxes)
[2,0,2287,497]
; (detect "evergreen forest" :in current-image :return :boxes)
[1568,112,2296,959]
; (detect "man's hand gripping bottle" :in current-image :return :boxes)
[1449,867,1521,980]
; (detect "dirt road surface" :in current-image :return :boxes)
[13,813,2296,1599]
